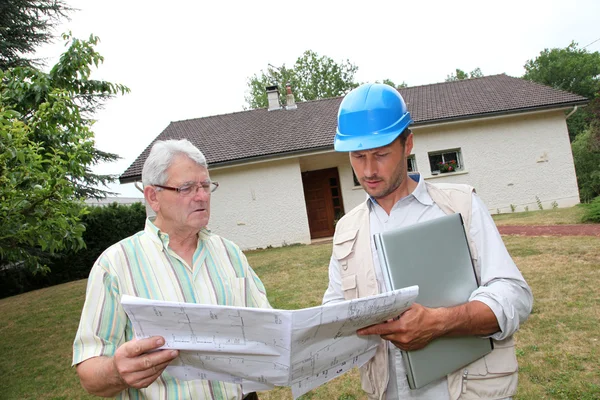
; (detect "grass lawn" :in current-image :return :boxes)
[1,226,599,398]
[492,204,587,226]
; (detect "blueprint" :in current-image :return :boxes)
[121,285,418,398]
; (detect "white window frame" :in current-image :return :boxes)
[407,155,417,173]
[428,149,463,175]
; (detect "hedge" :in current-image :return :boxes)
[0,202,146,299]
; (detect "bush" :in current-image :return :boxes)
[581,196,600,223]
[0,202,146,299]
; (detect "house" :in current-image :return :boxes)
[120,74,588,250]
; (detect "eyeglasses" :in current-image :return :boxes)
[154,181,219,196]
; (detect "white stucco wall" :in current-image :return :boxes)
[208,158,311,250]
[410,110,580,213]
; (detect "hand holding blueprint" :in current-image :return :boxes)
[121,285,418,398]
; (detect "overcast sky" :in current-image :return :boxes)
[34,0,600,197]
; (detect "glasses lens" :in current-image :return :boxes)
[178,185,193,196]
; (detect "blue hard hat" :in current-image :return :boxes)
[334,83,412,152]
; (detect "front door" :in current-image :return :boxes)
[302,168,345,239]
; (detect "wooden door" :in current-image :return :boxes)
[302,168,344,239]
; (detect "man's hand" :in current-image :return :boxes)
[356,300,500,351]
[357,303,443,351]
[113,336,179,389]
[76,336,179,397]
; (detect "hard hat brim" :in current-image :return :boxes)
[334,129,405,152]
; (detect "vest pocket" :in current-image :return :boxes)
[332,228,359,260]
[448,339,519,399]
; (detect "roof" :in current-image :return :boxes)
[120,74,588,183]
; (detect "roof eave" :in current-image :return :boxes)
[119,145,335,184]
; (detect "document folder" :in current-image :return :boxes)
[373,213,493,390]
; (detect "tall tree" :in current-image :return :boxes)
[523,42,600,141]
[0,33,129,273]
[572,95,600,202]
[445,68,484,82]
[0,0,71,69]
[1,33,129,199]
[523,42,600,100]
[245,50,359,109]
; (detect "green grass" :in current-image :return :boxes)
[1,234,599,399]
[492,205,588,226]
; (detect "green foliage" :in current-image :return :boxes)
[245,50,359,109]
[535,196,544,210]
[572,124,600,202]
[0,102,87,274]
[0,33,129,274]
[0,0,71,69]
[0,202,146,298]
[580,196,600,223]
[445,67,484,82]
[523,42,600,100]
[381,79,408,89]
[510,204,517,213]
[551,201,558,210]
[523,41,600,141]
[1,33,130,199]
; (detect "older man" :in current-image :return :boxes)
[73,139,270,399]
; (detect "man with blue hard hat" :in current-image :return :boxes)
[323,83,533,399]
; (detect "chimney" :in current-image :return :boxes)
[266,85,281,111]
[285,83,297,110]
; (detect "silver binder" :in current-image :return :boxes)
[373,213,493,390]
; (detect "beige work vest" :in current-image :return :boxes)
[332,182,518,400]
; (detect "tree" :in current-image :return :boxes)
[245,50,359,109]
[382,79,408,89]
[572,95,600,202]
[445,68,484,82]
[1,33,129,198]
[523,42,600,141]
[0,104,87,273]
[0,33,129,273]
[0,0,71,70]
[523,42,600,100]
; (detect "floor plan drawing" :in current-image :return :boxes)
[121,285,418,398]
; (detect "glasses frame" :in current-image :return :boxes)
[154,181,219,196]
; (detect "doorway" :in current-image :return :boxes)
[301,168,345,239]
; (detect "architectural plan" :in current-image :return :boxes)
[121,285,418,398]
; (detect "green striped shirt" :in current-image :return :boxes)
[73,219,271,399]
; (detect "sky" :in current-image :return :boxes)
[34,0,600,198]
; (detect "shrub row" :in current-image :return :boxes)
[581,196,600,223]
[0,202,146,299]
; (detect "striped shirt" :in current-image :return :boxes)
[73,218,271,399]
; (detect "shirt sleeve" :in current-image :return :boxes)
[468,193,533,340]
[322,255,345,305]
[72,252,127,366]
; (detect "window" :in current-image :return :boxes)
[429,149,462,174]
[407,155,417,172]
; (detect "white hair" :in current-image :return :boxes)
[142,139,207,186]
